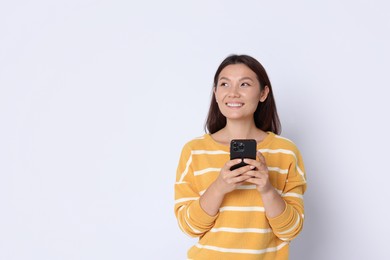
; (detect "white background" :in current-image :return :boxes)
[1,0,389,259]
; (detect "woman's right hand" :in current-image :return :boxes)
[213,159,255,195]
[199,159,254,216]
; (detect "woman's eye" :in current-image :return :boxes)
[241,82,250,87]
[220,83,228,87]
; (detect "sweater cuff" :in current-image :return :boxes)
[267,201,292,227]
[190,199,219,225]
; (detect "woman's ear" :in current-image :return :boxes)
[260,86,270,102]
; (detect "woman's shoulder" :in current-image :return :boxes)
[181,134,213,149]
[265,132,300,152]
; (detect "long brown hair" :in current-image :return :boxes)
[204,54,281,134]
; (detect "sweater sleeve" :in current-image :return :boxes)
[174,143,218,237]
[267,146,307,241]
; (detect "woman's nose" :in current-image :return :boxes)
[228,85,240,97]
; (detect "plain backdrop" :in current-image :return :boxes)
[1,0,390,259]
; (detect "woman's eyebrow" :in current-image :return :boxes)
[218,76,230,81]
[219,76,255,81]
[239,77,254,82]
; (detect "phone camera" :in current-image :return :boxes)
[232,141,245,152]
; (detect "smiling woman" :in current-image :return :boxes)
[174,54,307,260]
[214,64,267,123]
[206,55,280,138]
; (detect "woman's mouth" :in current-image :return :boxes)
[226,102,244,107]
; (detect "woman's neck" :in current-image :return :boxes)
[211,119,267,145]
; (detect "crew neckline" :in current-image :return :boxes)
[204,132,275,151]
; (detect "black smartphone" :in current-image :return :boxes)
[230,139,257,171]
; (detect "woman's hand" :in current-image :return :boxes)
[242,151,274,194]
[213,158,254,195]
[201,152,285,218]
[199,159,254,216]
[242,151,286,218]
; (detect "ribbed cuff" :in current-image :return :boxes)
[190,199,219,225]
[267,201,292,228]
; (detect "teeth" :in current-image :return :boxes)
[227,103,243,107]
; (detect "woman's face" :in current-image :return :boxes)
[214,64,268,121]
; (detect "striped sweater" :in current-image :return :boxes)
[174,132,307,260]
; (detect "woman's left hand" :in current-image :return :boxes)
[242,151,274,194]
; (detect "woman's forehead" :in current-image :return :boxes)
[219,64,257,80]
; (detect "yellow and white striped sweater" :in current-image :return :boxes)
[174,132,307,260]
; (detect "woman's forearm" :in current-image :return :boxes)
[199,182,225,216]
[260,188,286,218]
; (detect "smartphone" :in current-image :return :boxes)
[230,139,257,171]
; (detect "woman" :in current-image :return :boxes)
[174,54,307,259]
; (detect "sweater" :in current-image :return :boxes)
[174,132,307,260]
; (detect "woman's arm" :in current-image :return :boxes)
[243,151,306,241]
[199,160,254,216]
[174,144,255,237]
[243,152,286,218]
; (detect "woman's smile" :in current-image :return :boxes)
[226,102,244,108]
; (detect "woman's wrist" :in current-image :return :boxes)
[199,182,226,216]
[258,182,275,196]
[259,186,286,218]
